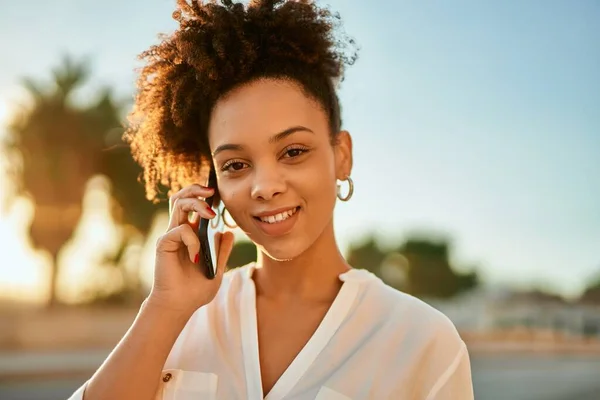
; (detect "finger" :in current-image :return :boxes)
[156,224,200,263]
[180,224,201,263]
[215,231,235,278]
[168,198,216,231]
[169,184,215,214]
[188,212,200,232]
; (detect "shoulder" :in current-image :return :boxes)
[360,273,463,344]
[362,279,473,398]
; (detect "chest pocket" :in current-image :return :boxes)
[315,386,352,400]
[157,369,218,400]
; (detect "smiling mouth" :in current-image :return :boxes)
[254,207,300,224]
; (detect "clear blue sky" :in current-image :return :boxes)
[0,0,598,297]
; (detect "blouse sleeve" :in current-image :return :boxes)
[425,343,474,400]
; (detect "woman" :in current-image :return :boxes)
[70,0,473,399]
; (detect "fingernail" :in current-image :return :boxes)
[194,253,199,264]
[206,206,216,216]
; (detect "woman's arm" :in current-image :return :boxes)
[73,300,193,400]
[68,184,233,400]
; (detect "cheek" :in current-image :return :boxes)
[218,185,255,232]
[301,162,338,209]
[307,175,336,202]
[219,188,242,218]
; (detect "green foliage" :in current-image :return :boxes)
[227,240,258,270]
[100,127,166,235]
[398,238,478,299]
[345,237,387,276]
[346,234,479,299]
[581,270,600,304]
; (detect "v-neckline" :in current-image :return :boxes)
[239,264,361,400]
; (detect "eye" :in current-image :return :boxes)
[282,145,309,159]
[222,160,249,172]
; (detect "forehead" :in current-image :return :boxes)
[208,78,328,148]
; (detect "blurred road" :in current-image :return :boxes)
[1,351,599,399]
[471,354,600,400]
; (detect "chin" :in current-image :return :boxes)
[256,239,309,262]
[245,211,331,263]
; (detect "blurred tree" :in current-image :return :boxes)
[227,240,257,269]
[346,237,387,277]
[379,252,409,290]
[346,234,479,298]
[99,100,166,235]
[581,272,600,304]
[398,238,478,299]
[1,55,165,307]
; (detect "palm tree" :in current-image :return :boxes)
[2,55,165,307]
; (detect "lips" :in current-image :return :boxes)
[254,207,299,224]
[252,206,301,237]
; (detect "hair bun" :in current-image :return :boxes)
[125,0,358,202]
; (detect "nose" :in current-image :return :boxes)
[250,166,286,201]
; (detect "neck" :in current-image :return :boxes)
[253,219,350,303]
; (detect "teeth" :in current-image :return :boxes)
[259,208,297,224]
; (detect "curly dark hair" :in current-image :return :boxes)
[124,0,358,202]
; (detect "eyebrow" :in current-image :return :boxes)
[212,126,314,157]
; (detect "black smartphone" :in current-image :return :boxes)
[197,168,223,279]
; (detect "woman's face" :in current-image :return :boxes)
[208,78,352,260]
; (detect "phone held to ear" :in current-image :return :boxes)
[197,168,223,279]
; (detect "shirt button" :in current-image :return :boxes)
[163,373,172,382]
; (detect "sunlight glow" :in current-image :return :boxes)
[0,197,49,304]
[0,175,140,305]
[58,176,124,304]
[139,212,169,291]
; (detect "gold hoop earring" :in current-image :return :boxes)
[221,207,238,229]
[337,176,354,202]
[210,207,221,229]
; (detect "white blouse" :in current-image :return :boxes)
[69,263,473,400]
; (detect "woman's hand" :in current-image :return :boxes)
[147,184,234,317]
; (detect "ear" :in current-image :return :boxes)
[334,130,353,180]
